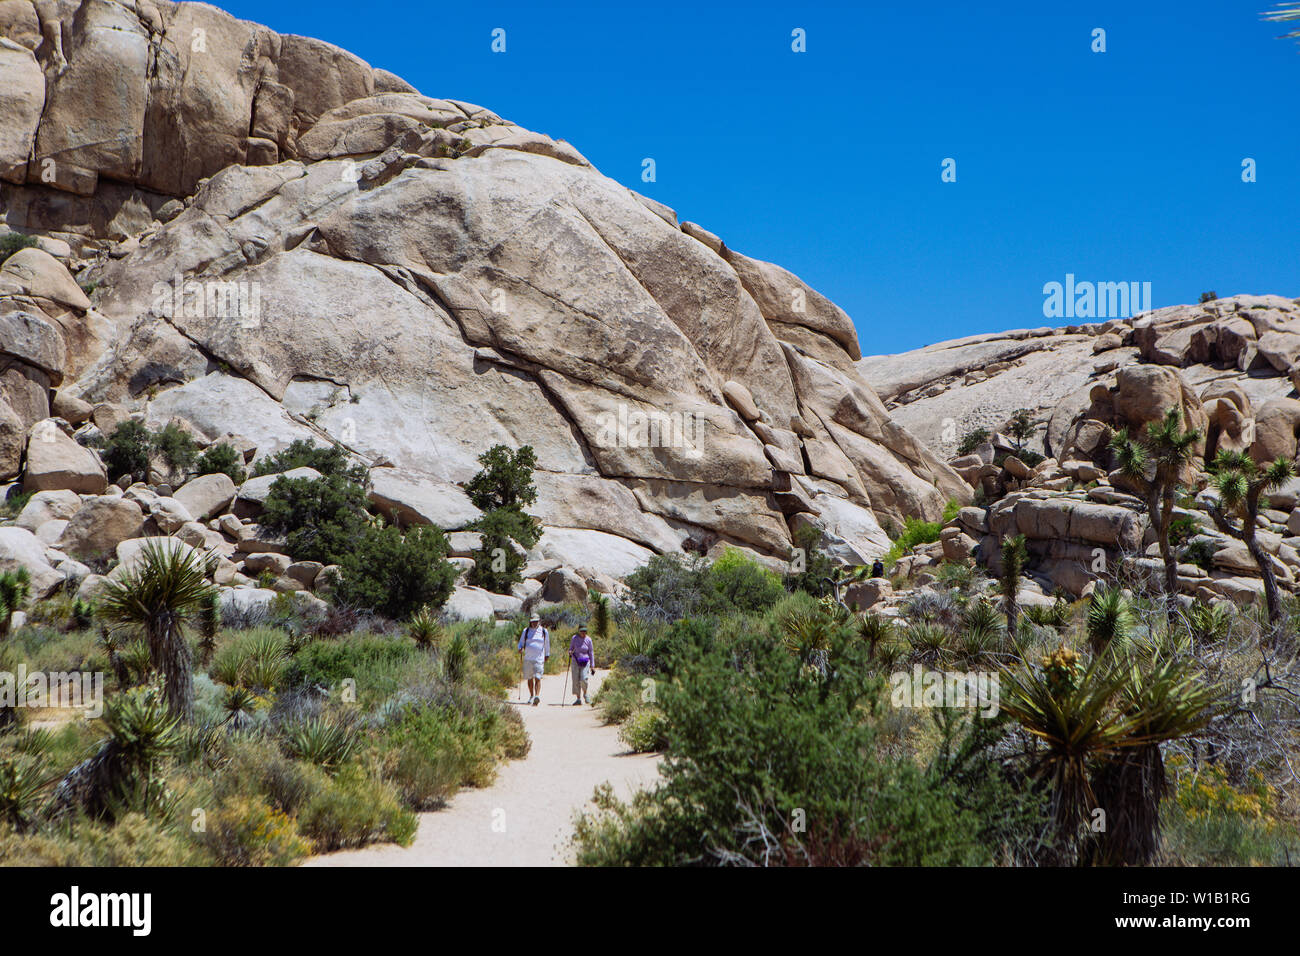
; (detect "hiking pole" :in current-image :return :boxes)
[560,656,570,706]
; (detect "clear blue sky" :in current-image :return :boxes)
[219,0,1299,353]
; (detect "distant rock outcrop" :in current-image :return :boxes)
[1,0,969,587]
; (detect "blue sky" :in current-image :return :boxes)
[219,0,1299,354]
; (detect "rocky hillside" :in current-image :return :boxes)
[858,294,1300,610]
[0,0,970,602]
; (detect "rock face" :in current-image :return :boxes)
[0,1,968,575]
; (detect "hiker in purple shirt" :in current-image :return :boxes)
[568,623,596,707]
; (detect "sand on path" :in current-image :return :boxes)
[305,668,660,867]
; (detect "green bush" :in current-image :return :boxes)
[195,794,311,866]
[297,764,416,851]
[883,517,944,568]
[707,547,784,613]
[101,420,153,483]
[286,635,418,697]
[467,508,532,593]
[464,444,539,512]
[281,713,360,772]
[194,442,246,483]
[251,438,368,483]
[152,422,196,477]
[259,474,371,565]
[0,232,38,264]
[618,708,667,753]
[335,524,458,620]
[956,428,991,456]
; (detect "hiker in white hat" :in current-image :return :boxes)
[517,613,550,706]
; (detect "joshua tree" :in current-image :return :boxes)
[98,541,217,721]
[1205,449,1295,625]
[1110,409,1202,626]
[999,534,1028,640]
[822,564,871,611]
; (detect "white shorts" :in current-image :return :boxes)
[522,658,545,679]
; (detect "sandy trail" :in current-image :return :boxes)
[305,668,660,867]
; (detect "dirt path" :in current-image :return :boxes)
[305,668,661,867]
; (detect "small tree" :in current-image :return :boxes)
[101,420,154,484]
[1206,450,1294,625]
[98,541,217,721]
[999,534,1028,640]
[194,442,246,483]
[1110,409,1202,626]
[1007,409,1035,454]
[152,422,197,482]
[259,474,371,565]
[464,445,539,512]
[335,525,457,620]
[252,438,368,484]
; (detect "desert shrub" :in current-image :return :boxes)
[209,628,289,692]
[707,547,783,613]
[1181,538,1216,573]
[297,764,416,851]
[195,794,311,866]
[573,628,1019,866]
[0,812,204,866]
[883,517,943,568]
[101,420,153,483]
[152,422,196,477]
[259,474,370,565]
[1159,758,1299,865]
[335,524,458,620]
[624,553,723,623]
[464,444,539,512]
[0,232,38,263]
[251,438,367,483]
[378,702,517,808]
[285,634,417,699]
[1024,599,1071,628]
[194,442,246,483]
[956,427,991,456]
[593,667,646,724]
[618,708,667,753]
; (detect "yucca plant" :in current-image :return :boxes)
[97,625,133,688]
[244,630,288,691]
[407,605,442,649]
[0,566,31,637]
[589,590,612,641]
[282,714,359,772]
[904,621,951,665]
[1086,586,1132,656]
[98,540,218,720]
[960,599,1003,661]
[999,534,1028,640]
[1187,600,1233,646]
[442,631,470,683]
[1110,410,1202,626]
[854,611,896,660]
[196,590,220,666]
[0,755,50,830]
[1087,655,1222,865]
[1205,450,1294,624]
[221,684,261,731]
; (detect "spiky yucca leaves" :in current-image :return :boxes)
[1087,656,1222,865]
[0,566,31,637]
[221,685,261,731]
[407,605,442,649]
[589,589,611,641]
[1206,450,1294,625]
[282,713,359,772]
[442,631,469,683]
[98,540,217,720]
[959,599,1003,662]
[0,755,50,830]
[1187,600,1233,645]
[196,589,220,666]
[999,534,1028,640]
[854,611,896,661]
[904,621,951,665]
[1110,410,1202,626]
[52,682,181,820]
[1086,586,1132,656]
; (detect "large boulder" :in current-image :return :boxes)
[443,585,496,621]
[0,526,64,597]
[13,489,82,532]
[173,473,237,521]
[55,496,145,560]
[1251,399,1300,465]
[22,421,107,494]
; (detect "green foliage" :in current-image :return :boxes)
[152,422,196,476]
[1007,408,1035,449]
[442,632,469,683]
[0,232,38,263]
[467,508,531,593]
[0,567,31,637]
[259,474,370,565]
[335,524,457,620]
[101,419,153,483]
[407,606,442,649]
[464,444,539,512]
[956,427,991,456]
[297,764,416,851]
[193,442,246,483]
[706,547,784,613]
[624,553,721,622]
[1086,586,1131,655]
[285,634,417,695]
[574,623,1018,866]
[251,438,368,483]
[281,714,360,772]
[618,708,667,753]
[883,517,943,569]
[0,755,49,830]
[784,523,838,598]
[195,794,311,866]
